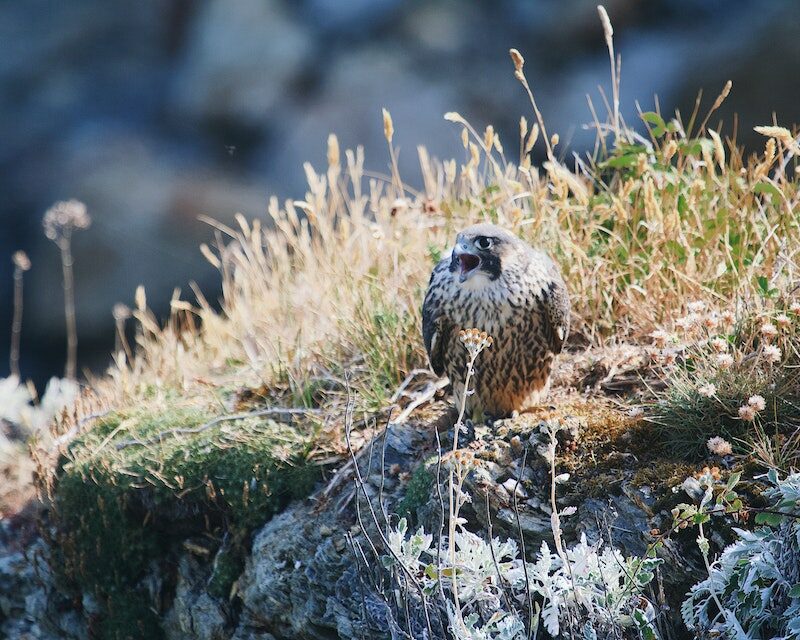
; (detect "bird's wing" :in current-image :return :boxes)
[422,262,453,376]
[540,273,570,354]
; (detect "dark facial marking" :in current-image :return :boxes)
[477,247,501,280]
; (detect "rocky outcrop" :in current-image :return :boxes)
[1,393,742,639]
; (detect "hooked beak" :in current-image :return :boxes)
[455,244,481,283]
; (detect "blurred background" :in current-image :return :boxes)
[1,0,798,389]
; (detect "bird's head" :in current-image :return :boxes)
[449,223,520,287]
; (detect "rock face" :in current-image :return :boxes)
[0,397,736,639]
[2,0,799,386]
[171,0,312,127]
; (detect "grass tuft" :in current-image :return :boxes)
[650,302,800,463]
[46,401,320,637]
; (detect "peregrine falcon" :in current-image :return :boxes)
[422,223,570,417]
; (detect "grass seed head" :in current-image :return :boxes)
[509,48,524,73]
[382,108,394,143]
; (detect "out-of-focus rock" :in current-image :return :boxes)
[164,555,231,640]
[300,0,403,34]
[265,47,460,195]
[170,0,312,128]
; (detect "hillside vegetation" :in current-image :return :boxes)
[10,18,800,640]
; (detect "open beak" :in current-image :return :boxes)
[455,245,481,283]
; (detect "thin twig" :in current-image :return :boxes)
[10,254,29,378]
[59,233,78,380]
[391,378,449,425]
[389,368,434,403]
[485,492,517,614]
[343,382,435,640]
[513,446,535,640]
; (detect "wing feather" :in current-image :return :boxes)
[540,272,570,354]
[422,261,452,376]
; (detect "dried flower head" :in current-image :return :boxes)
[702,314,720,330]
[763,344,782,364]
[12,251,31,271]
[775,314,791,329]
[698,383,717,398]
[112,303,132,322]
[706,436,733,457]
[720,309,735,326]
[675,314,700,331]
[747,395,766,412]
[790,301,800,315]
[659,350,677,366]
[710,337,728,353]
[459,328,493,358]
[696,465,722,481]
[716,353,734,369]
[687,300,706,314]
[650,329,670,348]
[760,322,778,339]
[43,199,91,241]
[737,405,756,422]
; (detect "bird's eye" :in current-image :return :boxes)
[475,236,492,250]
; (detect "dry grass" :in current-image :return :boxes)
[60,22,797,437]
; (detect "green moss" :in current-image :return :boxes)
[98,590,163,640]
[397,460,435,522]
[207,531,247,599]
[51,403,320,638]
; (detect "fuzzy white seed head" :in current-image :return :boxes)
[698,383,717,398]
[747,395,766,412]
[737,405,756,421]
[707,436,732,456]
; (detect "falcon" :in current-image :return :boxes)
[422,223,570,417]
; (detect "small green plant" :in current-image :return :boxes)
[346,288,425,409]
[680,471,800,638]
[384,420,661,640]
